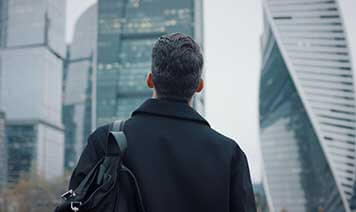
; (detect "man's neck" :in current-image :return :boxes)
[152,94,193,107]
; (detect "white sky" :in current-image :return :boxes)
[204,0,263,183]
[339,0,356,88]
[67,0,264,183]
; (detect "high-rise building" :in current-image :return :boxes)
[0,112,6,189]
[0,0,6,47]
[96,0,204,127]
[0,0,66,183]
[260,0,356,211]
[63,4,97,169]
[254,183,270,212]
[0,0,7,189]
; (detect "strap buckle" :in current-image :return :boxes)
[61,189,76,200]
[71,201,82,212]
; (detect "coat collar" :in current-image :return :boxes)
[132,98,210,127]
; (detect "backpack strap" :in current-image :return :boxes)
[111,119,126,132]
[107,120,146,212]
[121,165,146,212]
[106,120,127,157]
[97,120,127,185]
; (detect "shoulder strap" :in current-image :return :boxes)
[106,120,127,156]
[110,120,146,212]
[111,119,126,132]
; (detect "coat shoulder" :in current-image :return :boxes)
[90,124,111,142]
[86,123,111,153]
[207,127,237,146]
[205,127,246,156]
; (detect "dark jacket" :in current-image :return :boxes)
[69,98,256,212]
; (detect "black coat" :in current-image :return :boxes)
[69,98,257,212]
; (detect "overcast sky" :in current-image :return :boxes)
[67,0,267,183]
[203,0,263,183]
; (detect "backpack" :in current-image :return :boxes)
[55,120,146,212]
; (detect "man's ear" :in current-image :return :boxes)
[196,79,204,93]
[146,72,154,88]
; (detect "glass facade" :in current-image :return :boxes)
[6,124,36,184]
[0,0,6,47]
[63,4,97,169]
[0,0,66,182]
[0,112,6,189]
[0,0,7,189]
[96,0,203,126]
[4,0,66,57]
[6,121,65,183]
[260,29,346,212]
[261,0,356,210]
[254,184,269,212]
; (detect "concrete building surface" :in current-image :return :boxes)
[0,0,66,183]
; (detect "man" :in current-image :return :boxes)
[69,32,256,212]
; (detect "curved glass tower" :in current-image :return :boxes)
[63,4,97,169]
[260,0,356,211]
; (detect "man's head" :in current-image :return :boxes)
[146,32,204,103]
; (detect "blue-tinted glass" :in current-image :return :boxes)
[0,112,6,188]
[260,33,346,212]
[96,0,195,126]
[63,5,97,169]
[0,0,3,47]
[6,125,36,184]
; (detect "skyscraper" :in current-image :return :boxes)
[0,0,66,183]
[0,0,7,189]
[260,0,356,211]
[96,0,204,127]
[254,183,270,212]
[0,0,6,47]
[0,112,6,189]
[63,4,97,169]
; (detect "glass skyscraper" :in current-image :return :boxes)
[254,183,270,212]
[0,0,6,47]
[0,0,66,183]
[260,0,356,211]
[96,0,204,126]
[0,0,6,189]
[63,4,97,169]
[0,112,6,189]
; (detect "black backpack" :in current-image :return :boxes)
[55,120,146,212]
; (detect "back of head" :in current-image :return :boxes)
[151,32,204,102]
